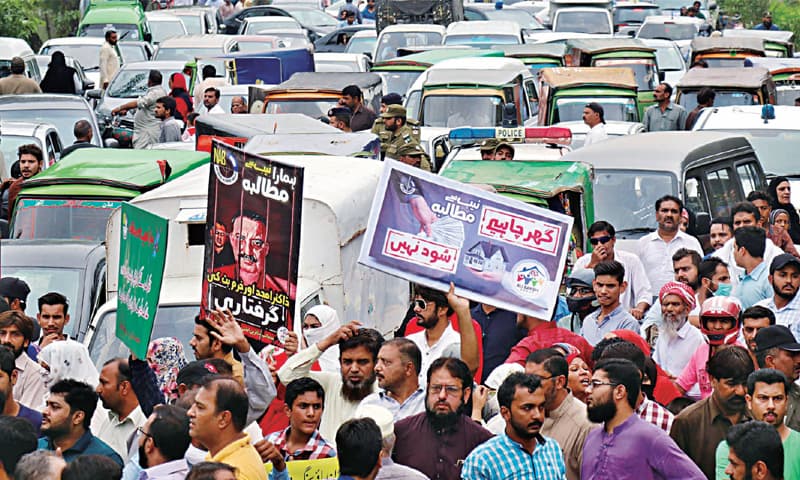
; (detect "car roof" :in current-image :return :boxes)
[0,240,105,270]
[0,121,57,135]
[82,4,144,23]
[0,37,34,57]
[244,16,300,23]
[145,12,186,22]
[446,20,521,35]
[677,66,772,89]
[566,37,655,54]
[614,2,659,7]
[498,43,566,58]
[157,34,235,47]
[380,24,446,34]
[0,94,92,110]
[690,36,764,54]
[41,37,106,48]
[723,29,794,44]
[694,105,800,131]
[118,60,188,70]
[540,67,637,89]
[350,29,377,38]
[561,131,753,173]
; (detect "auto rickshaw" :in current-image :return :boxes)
[497,44,568,75]
[723,29,794,58]
[746,57,800,106]
[258,72,383,118]
[675,66,777,110]
[689,36,765,68]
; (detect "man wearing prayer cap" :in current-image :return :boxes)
[653,281,705,379]
[354,404,427,480]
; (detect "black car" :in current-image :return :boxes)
[314,25,374,52]
[218,6,292,34]
[219,5,338,42]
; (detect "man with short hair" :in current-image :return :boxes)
[582,102,608,146]
[715,369,800,479]
[192,66,226,109]
[60,120,97,158]
[137,405,191,479]
[279,324,384,444]
[38,379,123,466]
[100,29,121,90]
[393,358,492,479]
[187,377,267,480]
[230,96,247,114]
[685,87,715,130]
[92,358,147,460]
[643,82,687,132]
[462,373,566,479]
[359,338,425,421]
[473,302,526,383]
[698,257,732,303]
[0,57,41,95]
[725,422,783,480]
[380,105,420,160]
[477,138,514,161]
[154,96,183,144]
[582,358,704,478]
[0,278,28,314]
[653,281,703,379]
[0,345,41,434]
[14,450,66,480]
[327,106,353,132]
[754,11,779,30]
[670,346,755,479]
[112,70,167,149]
[742,306,775,354]
[0,311,47,411]
[0,416,37,480]
[202,87,224,115]
[340,85,376,132]
[336,419,383,480]
[754,325,800,431]
[35,292,70,353]
[580,261,640,346]
[756,254,800,333]
[733,226,773,308]
[637,195,703,292]
[574,221,652,319]
[525,350,594,480]
[3,144,44,222]
[709,217,733,252]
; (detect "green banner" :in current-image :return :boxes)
[117,203,168,358]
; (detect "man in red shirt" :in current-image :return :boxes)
[504,313,594,369]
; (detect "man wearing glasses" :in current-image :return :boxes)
[573,221,653,320]
[581,358,705,479]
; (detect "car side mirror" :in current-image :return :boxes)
[87,89,103,99]
[695,212,710,235]
[104,138,120,148]
[144,32,153,43]
[83,80,95,91]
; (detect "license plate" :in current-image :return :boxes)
[496,127,524,139]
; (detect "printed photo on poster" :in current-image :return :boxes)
[359,160,573,320]
[203,140,303,349]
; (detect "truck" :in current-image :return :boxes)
[375,0,464,34]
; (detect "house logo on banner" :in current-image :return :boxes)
[511,260,549,300]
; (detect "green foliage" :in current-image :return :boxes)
[40,0,82,39]
[719,0,800,47]
[770,0,800,47]
[0,0,43,41]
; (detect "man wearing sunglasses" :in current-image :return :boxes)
[573,221,653,320]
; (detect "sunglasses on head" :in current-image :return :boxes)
[413,299,427,310]
[589,235,613,245]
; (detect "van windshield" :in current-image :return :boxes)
[79,23,140,40]
[678,90,756,110]
[553,97,639,123]
[594,169,679,233]
[12,199,122,241]
[554,12,611,34]
[376,71,422,98]
[375,31,444,62]
[422,95,503,127]
[265,99,339,118]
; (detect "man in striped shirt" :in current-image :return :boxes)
[461,373,566,480]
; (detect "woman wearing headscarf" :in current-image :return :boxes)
[146,337,188,404]
[301,305,342,373]
[39,51,79,95]
[38,339,100,389]
[768,176,800,244]
[767,208,800,258]
[168,72,193,123]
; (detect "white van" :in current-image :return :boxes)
[0,37,41,83]
[85,155,409,364]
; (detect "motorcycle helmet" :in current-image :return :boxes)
[699,296,741,346]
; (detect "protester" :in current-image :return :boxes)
[60,120,98,158]
[557,269,599,334]
[336,418,382,480]
[643,83,687,132]
[146,337,188,404]
[168,73,193,122]
[0,311,48,411]
[60,455,122,480]
[0,345,41,434]
[99,29,121,90]
[111,70,167,149]
[0,416,37,480]
[354,404,427,479]
[652,281,703,380]
[741,306,775,356]
[768,177,800,243]
[136,405,191,479]
[154,96,183,144]
[580,261,640,345]
[14,450,66,480]
[93,357,147,460]
[0,57,41,95]
[724,422,783,480]
[753,325,800,430]
[359,338,424,421]
[340,85,376,132]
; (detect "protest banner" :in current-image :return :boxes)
[203,140,303,349]
[117,203,168,359]
[359,160,573,319]
[264,457,339,479]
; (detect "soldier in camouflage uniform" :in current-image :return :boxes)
[380,104,421,160]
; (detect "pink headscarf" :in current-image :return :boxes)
[659,281,696,310]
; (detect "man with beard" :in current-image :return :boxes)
[698,257,732,305]
[0,311,47,411]
[136,405,190,480]
[278,322,384,446]
[756,254,800,333]
[100,29,121,90]
[741,306,775,358]
[461,373,566,479]
[653,282,703,382]
[582,358,703,479]
[0,345,41,435]
[642,248,704,339]
[3,144,44,222]
[754,325,800,431]
[709,217,733,253]
[359,338,424,421]
[670,346,755,478]
[636,195,703,293]
[380,105,421,160]
[154,97,182,144]
[715,369,800,480]
[38,379,123,466]
[393,358,492,479]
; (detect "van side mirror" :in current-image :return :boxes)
[695,212,710,235]
[502,102,518,127]
[87,89,103,100]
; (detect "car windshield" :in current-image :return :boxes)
[554,12,611,34]
[594,59,658,91]
[0,108,95,145]
[245,20,301,34]
[0,136,42,176]
[376,71,421,97]
[107,69,172,98]
[653,44,684,70]
[150,19,186,44]
[12,199,122,241]
[88,305,198,365]
[444,34,520,46]
[422,95,503,127]
[678,90,756,110]
[375,31,443,62]
[614,7,661,24]
[702,57,747,68]
[265,99,339,118]
[285,8,338,26]
[119,44,148,62]
[41,44,101,70]
[1,267,82,338]
[483,9,543,30]
[345,37,375,54]
[155,47,224,62]
[554,97,639,122]
[594,169,679,232]
[637,23,697,41]
[79,23,140,40]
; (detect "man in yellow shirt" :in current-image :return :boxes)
[188,377,267,480]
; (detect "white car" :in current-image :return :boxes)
[314,52,370,72]
[641,38,686,88]
[239,16,304,35]
[443,21,522,47]
[344,29,377,56]
[145,12,188,45]
[613,1,661,37]
[552,7,614,34]
[636,15,706,55]
[373,24,445,63]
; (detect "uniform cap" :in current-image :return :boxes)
[381,104,406,118]
[396,143,425,157]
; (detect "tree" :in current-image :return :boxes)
[0,0,43,42]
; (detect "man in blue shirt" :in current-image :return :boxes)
[754,11,779,30]
[38,379,123,467]
[581,261,640,346]
[471,304,526,382]
[733,226,773,308]
[361,0,376,21]
[335,417,383,480]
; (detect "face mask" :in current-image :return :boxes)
[303,327,329,347]
[715,283,732,297]
[567,295,597,314]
